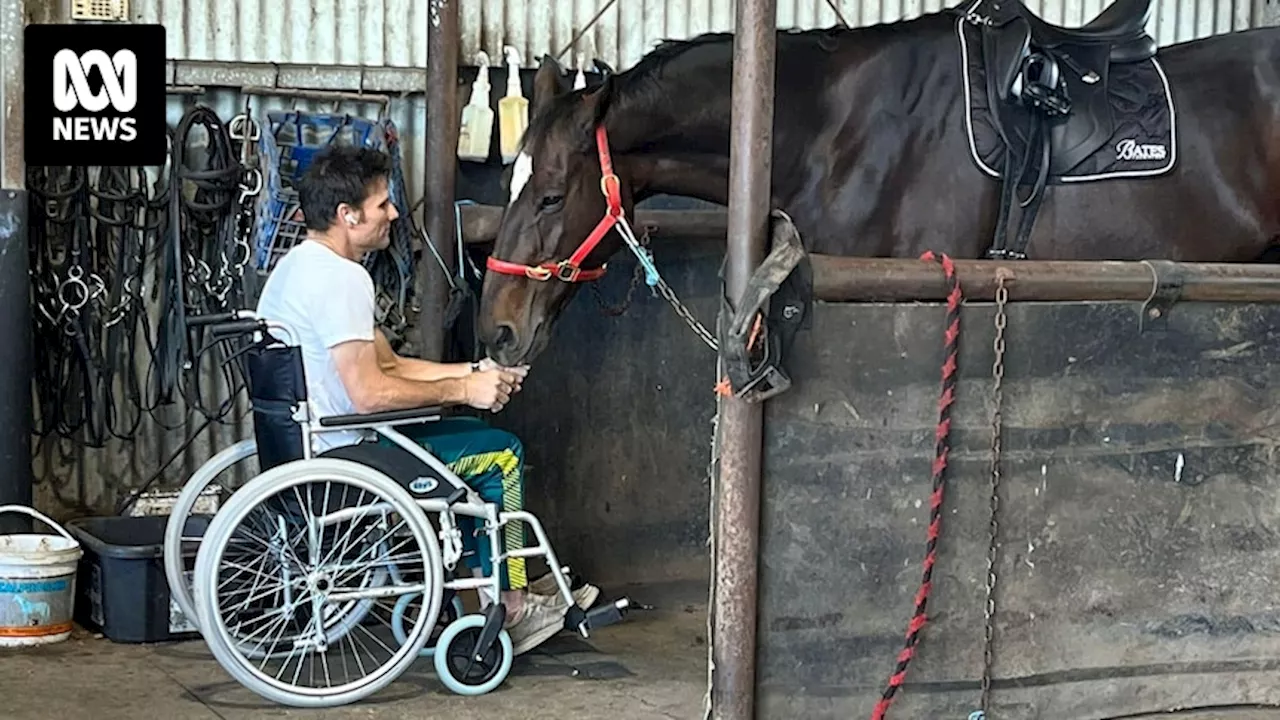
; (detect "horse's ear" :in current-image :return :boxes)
[575,74,614,143]
[592,58,616,77]
[591,74,614,124]
[533,54,565,116]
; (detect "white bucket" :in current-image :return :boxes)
[0,505,83,646]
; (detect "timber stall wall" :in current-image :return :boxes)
[756,260,1280,718]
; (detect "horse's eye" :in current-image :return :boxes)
[540,194,564,212]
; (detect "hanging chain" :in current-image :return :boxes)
[590,225,653,316]
[978,272,1010,718]
[654,273,718,351]
[596,220,720,352]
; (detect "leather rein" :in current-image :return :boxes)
[484,124,621,284]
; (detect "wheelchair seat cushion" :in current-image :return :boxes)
[317,441,461,500]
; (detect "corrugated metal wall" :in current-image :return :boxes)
[140,0,1260,71]
[33,0,1265,517]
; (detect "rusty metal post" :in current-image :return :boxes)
[0,0,30,533]
[711,0,776,716]
[418,0,460,360]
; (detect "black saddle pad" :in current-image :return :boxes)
[957,17,1176,183]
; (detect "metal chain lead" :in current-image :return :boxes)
[590,225,652,316]
[614,219,719,351]
[655,274,718,350]
[978,274,1009,718]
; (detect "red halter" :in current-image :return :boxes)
[485,124,620,283]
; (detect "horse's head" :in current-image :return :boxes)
[479,55,636,366]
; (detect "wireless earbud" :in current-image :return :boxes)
[345,213,357,226]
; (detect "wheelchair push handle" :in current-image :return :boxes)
[209,319,267,340]
[186,311,242,327]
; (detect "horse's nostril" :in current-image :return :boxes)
[493,324,516,351]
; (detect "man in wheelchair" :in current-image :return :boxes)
[253,144,597,656]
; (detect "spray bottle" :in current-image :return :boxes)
[457,50,494,163]
[498,45,528,164]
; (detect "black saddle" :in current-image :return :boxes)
[978,0,1155,101]
[1019,0,1154,58]
[961,0,1159,259]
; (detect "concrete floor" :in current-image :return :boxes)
[0,581,708,720]
[10,574,1280,720]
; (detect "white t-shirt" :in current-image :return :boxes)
[254,240,375,453]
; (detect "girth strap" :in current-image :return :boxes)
[982,27,1072,261]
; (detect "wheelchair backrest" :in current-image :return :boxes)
[243,336,309,470]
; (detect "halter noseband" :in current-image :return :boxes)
[484,124,620,283]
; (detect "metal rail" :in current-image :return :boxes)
[456,202,1280,303]
[809,257,1280,303]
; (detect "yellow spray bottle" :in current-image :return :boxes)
[498,45,528,164]
[457,50,493,163]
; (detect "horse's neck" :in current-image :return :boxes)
[606,53,738,204]
[607,39,829,209]
[621,153,732,205]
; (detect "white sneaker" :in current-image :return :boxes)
[528,574,599,610]
[505,599,566,656]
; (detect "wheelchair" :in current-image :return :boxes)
[160,309,631,708]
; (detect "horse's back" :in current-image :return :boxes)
[1030,26,1280,261]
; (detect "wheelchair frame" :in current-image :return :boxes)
[163,309,630,708]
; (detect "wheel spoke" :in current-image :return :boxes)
[196,464,444,707]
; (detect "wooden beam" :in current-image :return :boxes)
[458,204,728,244]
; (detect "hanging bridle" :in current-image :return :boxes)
[485,124,620,283]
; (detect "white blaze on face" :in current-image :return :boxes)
[509,152,533,206]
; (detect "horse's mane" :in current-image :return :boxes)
[521,13,951,151]
[521,32,736,151]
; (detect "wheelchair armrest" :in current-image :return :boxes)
[318,406,444,428]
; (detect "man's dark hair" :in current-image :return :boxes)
[296,145,392,231]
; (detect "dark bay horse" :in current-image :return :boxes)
[478,0,1280,366]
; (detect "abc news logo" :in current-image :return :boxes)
[53,49,139,142]
[26,24,166,167]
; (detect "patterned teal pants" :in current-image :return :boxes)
[379,416,528,591]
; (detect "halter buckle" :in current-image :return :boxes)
[554,261,583,282]
[525,265,553,281]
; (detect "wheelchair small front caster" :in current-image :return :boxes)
[433,614,514,696]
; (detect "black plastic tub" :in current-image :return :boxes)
[65,514,208,643]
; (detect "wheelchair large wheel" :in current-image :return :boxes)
[164,438,258,633]
[433,614,514,696]
[193,458,444,708]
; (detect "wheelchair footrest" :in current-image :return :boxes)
[566,598,631,637]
